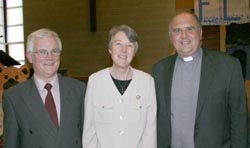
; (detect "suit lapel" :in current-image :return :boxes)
[23,77,58,136]
[57,76,72,134]
[195,50,217,120]
[165,55,177,121]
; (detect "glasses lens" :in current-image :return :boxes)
[33,49,61,57]
[51,50,61,56]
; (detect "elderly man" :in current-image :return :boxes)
[2,28,86,148]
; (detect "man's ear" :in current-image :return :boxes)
[26,52,33,63]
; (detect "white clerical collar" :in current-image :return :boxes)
[183,56,193,62]
[179,48,203,62]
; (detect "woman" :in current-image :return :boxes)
[82,24,156,148]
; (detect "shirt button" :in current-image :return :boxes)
[119,99,124,103]
[119,115,123,120]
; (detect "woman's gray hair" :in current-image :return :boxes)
[26,28,62,52]
[108,24,139,53]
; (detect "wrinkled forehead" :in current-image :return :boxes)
[112,31,130,42]
[34,37,59,49]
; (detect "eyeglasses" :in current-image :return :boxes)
[171,26,200,35]
[33,49,61,58]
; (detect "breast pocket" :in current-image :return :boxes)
[94,102,114,124]
[128,97,147,124]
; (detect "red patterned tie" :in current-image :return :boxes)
[44,83,59,128]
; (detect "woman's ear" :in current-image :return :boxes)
[108,49,112,54]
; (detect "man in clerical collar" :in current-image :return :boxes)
[152,10,248,148]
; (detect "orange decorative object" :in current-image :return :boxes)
[0,63,30,146]
[0,63,30,92]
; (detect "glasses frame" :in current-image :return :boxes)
[171,26,201,35]
[32,49,61,58]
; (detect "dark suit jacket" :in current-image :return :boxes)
[152,49,248,148]
[2,75,86,148]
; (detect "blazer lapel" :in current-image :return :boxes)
[23,77,58,136]
[165,55,177,121]
[195,50,217,120]
[57,76,73,133]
